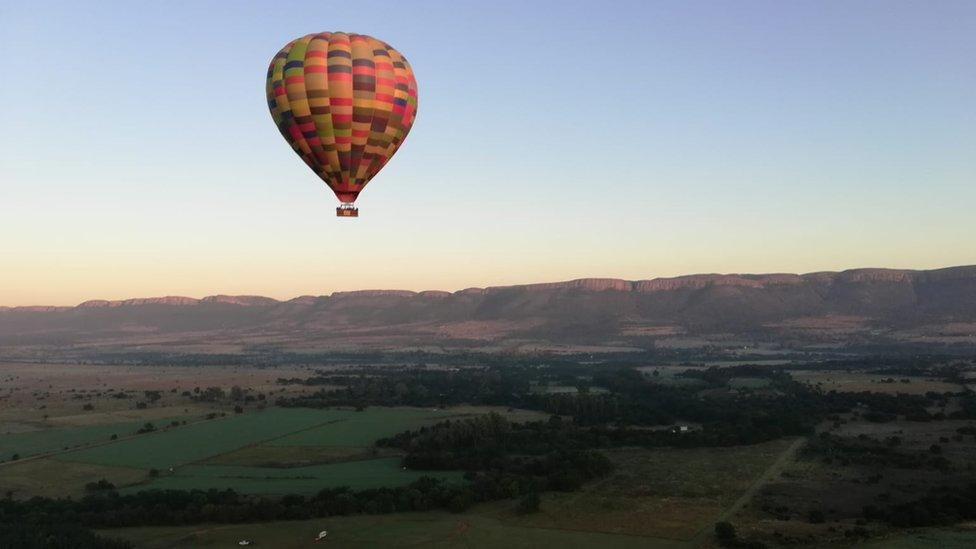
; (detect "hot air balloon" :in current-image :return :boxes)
[266,32,418,217]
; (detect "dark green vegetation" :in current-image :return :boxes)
[0,523,131,549]
[737,357,976,546]
[0,477,499,528]
[278,364,828,447]
[2,354,974,547]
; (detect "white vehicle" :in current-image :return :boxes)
[238,541,251,547]
[314,530,328,541]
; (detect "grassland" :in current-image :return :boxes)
[0,458,145,498]
[99,439,799,548]
[859,526,976,548]
[509,439,797,541]
[789,370,963,395]
[100,510,680,549]
[728,377,772,389]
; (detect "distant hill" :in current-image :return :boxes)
[2,266,976,354]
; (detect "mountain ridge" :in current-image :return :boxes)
[3,265,975,353]
[5,265,974,310]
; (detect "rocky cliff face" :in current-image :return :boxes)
[2,265,975,350]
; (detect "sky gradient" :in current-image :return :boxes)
[1,1,974,306]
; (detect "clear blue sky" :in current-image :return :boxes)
[1,0,974,305]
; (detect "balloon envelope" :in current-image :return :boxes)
[266,32,418,206]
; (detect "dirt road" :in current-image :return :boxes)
[689,436,807,547]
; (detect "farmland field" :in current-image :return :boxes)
[55,408,352,469]
[268,407,444,447]
[203,444,384,466]
[101,510,676,548]
[0,406,481,498]
[121,457,463,495]
[0,402,553,499]
[0,413,195,460]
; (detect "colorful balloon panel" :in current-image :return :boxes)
[266,32,418,204]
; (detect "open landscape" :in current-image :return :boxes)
[2,347,975,548]
[4,1,975,547]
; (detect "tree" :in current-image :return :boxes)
[448,491,474,513]
[85,479,116,492]
[516,492,541,514]
[715,521,737,545]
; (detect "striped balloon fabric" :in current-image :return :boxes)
[266,32,418,214]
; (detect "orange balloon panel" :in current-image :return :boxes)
[266,32,418,204]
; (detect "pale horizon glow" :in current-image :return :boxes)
[2,1,975,306]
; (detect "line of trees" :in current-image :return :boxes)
[0,472,577,532]
[863,482,976,527]
[0,523,131,549]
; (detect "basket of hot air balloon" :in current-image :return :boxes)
[266,32,418,217]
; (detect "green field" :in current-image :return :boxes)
[56,408,353,469]
[269,407,445,447]
[2,407,476,498]
[35,407,485,495]
[2,406,554,498]
[93,436,803,548]
[0,416,192,461]
[122,457,463,495]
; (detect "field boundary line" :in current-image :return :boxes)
[0,410,238,468]
[179,415,354,468]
